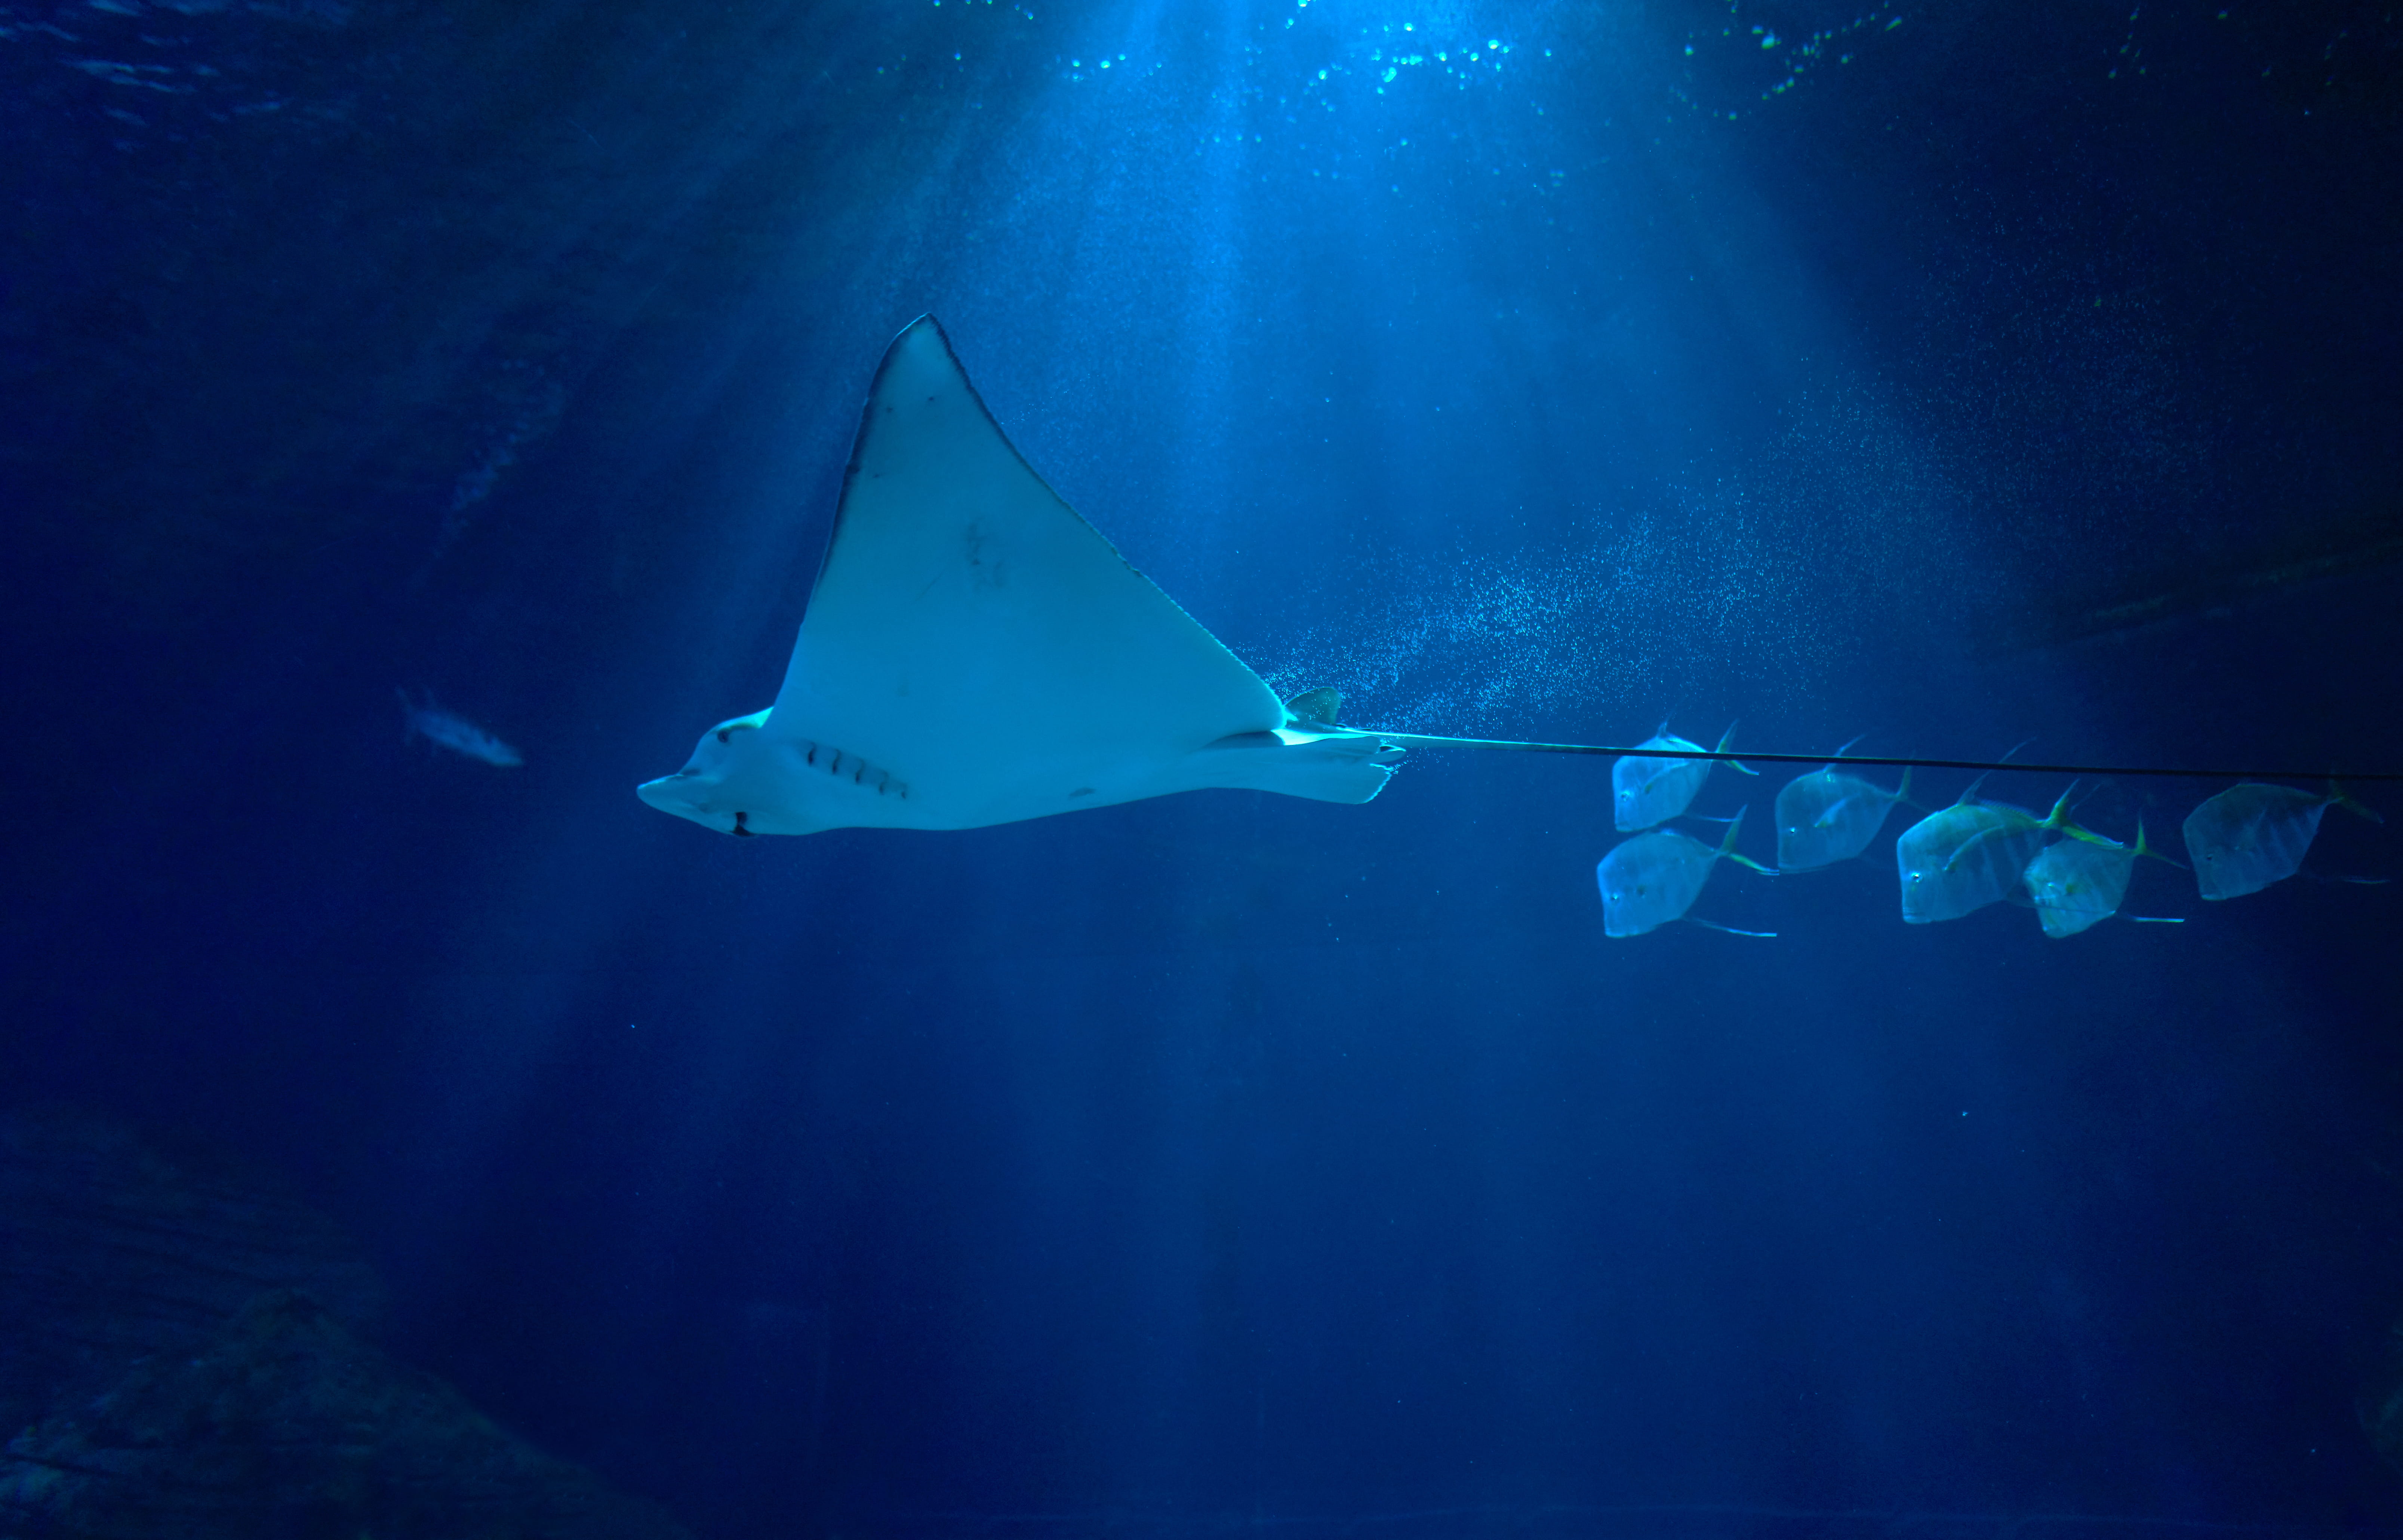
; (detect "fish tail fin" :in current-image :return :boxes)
[1714,722,1759,776]
[1686,917,1778,938]
[2042,783,2119,848]
[2330,780,2385,825]
[1894,765,1913,805]
[2134,817,2189,869]
[2042,783,2110,843]
[1716,808,1777,875]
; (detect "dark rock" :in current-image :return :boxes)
[0,1106,384,1441]
[0,1289,690,1540]
[0,1110,692,1539]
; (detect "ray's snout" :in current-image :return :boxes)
[636,767,713,828]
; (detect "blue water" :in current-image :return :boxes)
[4,1,2401,1536]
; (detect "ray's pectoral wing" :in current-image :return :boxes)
[764,318,1287,825]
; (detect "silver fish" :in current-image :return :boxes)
[2022,820,2182,938]
[1596,807,1776,937]
[1611,721,1752,832]
[1895,781,2082,924]
[1776,764,1911,872]
[399,689,523,768]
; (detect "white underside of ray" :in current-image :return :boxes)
[637,316,1401,838]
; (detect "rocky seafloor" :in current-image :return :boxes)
[0,1106,690,1539]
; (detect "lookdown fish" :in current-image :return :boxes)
[399,689,524,768]
[1612,721,1754,832]
[1895,780,2095,924]
[1596,808,1776,937]
[2182,782,2380,900]
[1776,757,1912,872]
[2021,820,2185,938]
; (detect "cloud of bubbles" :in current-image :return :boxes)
[1252,369,1995,736]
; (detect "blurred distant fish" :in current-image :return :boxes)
[398,689,523,767]
[2183,782,2378,900]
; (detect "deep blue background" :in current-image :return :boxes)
[4,1,2402,1536]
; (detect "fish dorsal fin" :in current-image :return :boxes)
[1284,686,1344,726]
[1951,738,2032,804]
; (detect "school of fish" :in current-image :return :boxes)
[1594,724,2383,940]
